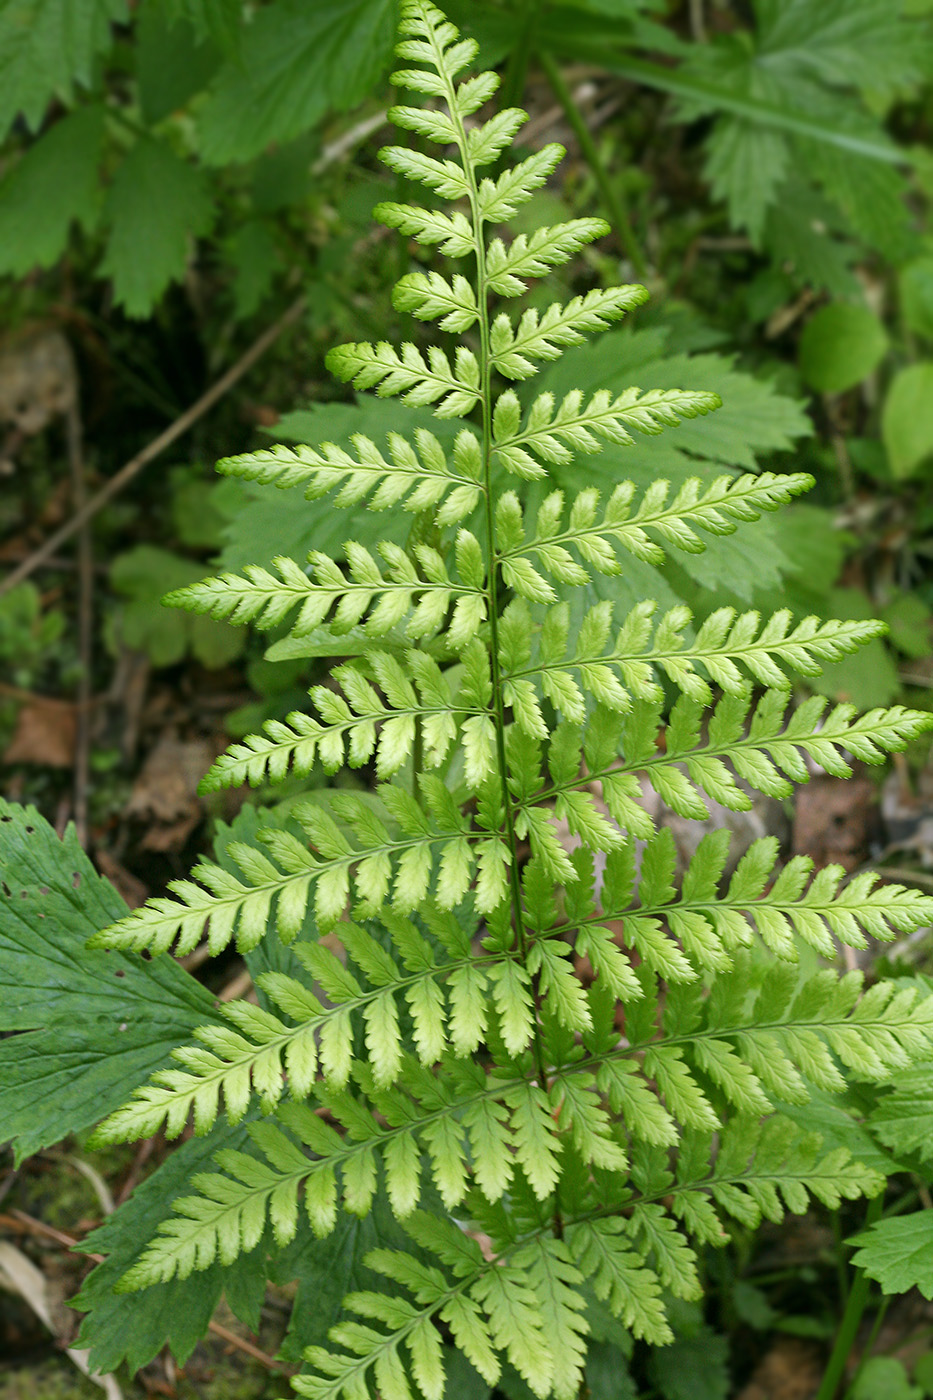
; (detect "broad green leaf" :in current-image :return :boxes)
[101,137,215,316]
[0,799,219,1163]
[703,117,787,245]
[198,0,396,165]
[646,1320,729,1400]
[0,0,126,137]
[870,1065,933,1163]
[798,304,889,394]
[850,1359,922,1400]
[880,593,933,661]
[849,1212,933,1300]
[154,0,242,52]
[137,6,222,123]
[882,364,933,479]
[597,53,907,166]
[0,106,105,274]
[764,178,859,297]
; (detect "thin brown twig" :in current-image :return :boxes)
[205,1318,293,1374]
[67,399,92,847]
[1,1209,297,1375]
[113,1134,159,1208]
[0,296,307,599]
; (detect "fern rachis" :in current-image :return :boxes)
[81,5,933,1398]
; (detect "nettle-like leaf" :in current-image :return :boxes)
[4,3,933,1396]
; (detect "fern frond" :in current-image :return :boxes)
[90,928,524,1144]
[524,691,932,840]
[660,832,933,962]
[202,649,472,790]
[496,473,813,598]
[667,1116,885,1243]
[492,384,721,477]
[565,1217,671,1344]
[217,427,482,524]
[165,542,485,645]
[501,598,884,724]
[91,785,496,954]
[81,5,933,1391]
[326,341,480,418]
[374,201,475,256]
[393,271,479,332]
[485,219,609,296]
[295,1222,579,1400]
[489,289,648,380]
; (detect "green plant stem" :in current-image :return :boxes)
[816,1193,885,1400]
[443,41,558,1227]
[537,49,647,277]
[842,1296,891,1400]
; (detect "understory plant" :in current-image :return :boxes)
[10,3,933,1396]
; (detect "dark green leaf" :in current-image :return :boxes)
[108,545,243,668]
[137,7,221,123]
[850,1213,933,1300]
[0,106,105,274]
[0,0,126,138]
[226,220,280,319]
[870,1065,933,1163]
[101,137,215,316]
[901,258,933,342]
[0,798,218,1163]
[198,0,396,165]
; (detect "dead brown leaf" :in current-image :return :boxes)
[124,736,213,851]
[3,695,77,767]
[793,773,880,872]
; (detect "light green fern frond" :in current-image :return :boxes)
[85,3,933,1395]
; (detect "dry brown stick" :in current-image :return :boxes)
[2,1209,297,1376]
[67,400,92,847]
[205,1318,295,1374]
[0,295,307,599]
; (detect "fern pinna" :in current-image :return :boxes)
[88,6,933,1398]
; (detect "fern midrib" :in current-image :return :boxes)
[536,889,888,946]
[432,46,550,1085]
[507,638,838,686]
[527,728,840,806]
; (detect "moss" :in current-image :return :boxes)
[0,1361,108,1400]
[0,1346,288,1400]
